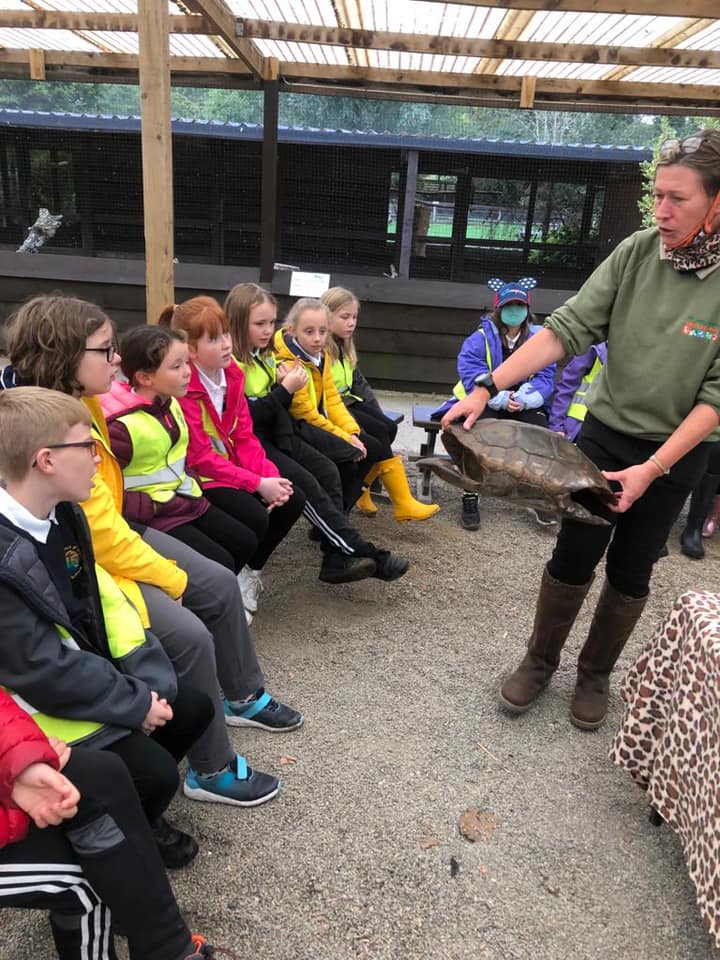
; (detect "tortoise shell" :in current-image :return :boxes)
[429,419,615,525]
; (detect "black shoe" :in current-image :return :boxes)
[151,816,199,870]
[461,494,480,531]
[319,552,376,583]
[372,550,410,581]
[680,527,704,559]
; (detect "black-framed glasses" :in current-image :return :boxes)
[32,439,99,467]
[658,135,719,162]
[84,345,117,363]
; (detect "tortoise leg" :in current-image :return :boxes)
[415,457,482,494]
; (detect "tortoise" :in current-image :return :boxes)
[419,419,615,525]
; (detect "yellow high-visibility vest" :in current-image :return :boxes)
[452,331,493,401]
[4,565,149,745]
[118,398,202,502]
[567,356,604,423]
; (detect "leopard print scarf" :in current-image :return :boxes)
[664,228,720,272]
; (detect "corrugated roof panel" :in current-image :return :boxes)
[0,26,98,50]
[624,66,720,86]
[365,49,481,73]
[496,59,613,81]
[169,34,225,57]
[356,0,503,38]
[520,11,685,48]
[225,0,338,27]
[31,0,137,11]
[0,1,33,10]
[676,23,720,49]
[253,38,347,64]
[78,29,138,53]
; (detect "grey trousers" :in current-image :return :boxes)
[139,526,264,774]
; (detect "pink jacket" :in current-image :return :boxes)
[178,362,279,493]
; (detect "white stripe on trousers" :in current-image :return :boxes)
[0,862,111,960]
[302,501,355,554]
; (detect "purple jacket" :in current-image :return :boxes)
[433,317,556,418]
[548,343,608,441]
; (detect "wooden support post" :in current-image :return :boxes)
[520,75,537,109]
[260,57,279,284]
[28,49,46,81]
[398,150,418,280]
[137,0,174,324]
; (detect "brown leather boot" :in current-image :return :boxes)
[570,580,648,730]
[499,566,594,713]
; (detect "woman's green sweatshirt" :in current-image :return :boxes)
[544,227,720,441]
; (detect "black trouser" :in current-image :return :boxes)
[105,683,214,822]
[204,484,305,570]
[295,421,382,509]
[0,749,192,960]
[261,437,377,557]
[548,414,709,598]
[348,403,398,461]
[165,502,261,574]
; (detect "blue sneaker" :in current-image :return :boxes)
[224,690,304,732]
[183,755,280,807]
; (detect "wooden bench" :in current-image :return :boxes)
[410,404,442,500]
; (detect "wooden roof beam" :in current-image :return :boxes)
[182,0,264,77]
[0,48,251,77]
[285,61,720,105]
[412,0,718,16]
[0,11,207,33]
[237,19,720,70]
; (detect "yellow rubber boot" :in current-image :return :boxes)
[356,487,378,515]
[355,463,381,515]
[377,455,440,522]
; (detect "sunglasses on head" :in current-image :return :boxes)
[659,135,720,162]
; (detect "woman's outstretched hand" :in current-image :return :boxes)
[602,461,659,513]
[440,390,489,431]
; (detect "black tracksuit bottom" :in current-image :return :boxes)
[259,431,380,558]
[0,748,194,960]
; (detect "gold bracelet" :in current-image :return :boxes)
[649,453,670,476]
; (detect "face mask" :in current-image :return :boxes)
[500,304,528,327]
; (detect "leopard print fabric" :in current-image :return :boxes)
[609,590,720,947]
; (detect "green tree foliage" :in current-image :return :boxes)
[638,116,720,227]
[0,78,712,151]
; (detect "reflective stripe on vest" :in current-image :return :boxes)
[119,398,202,502]
[238,354,276,399]
[2,564,147,745]
[567,356,603,423]
[452,331,493,402]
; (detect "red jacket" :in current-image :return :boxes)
[0,690,60,848]
[178,362,279,493]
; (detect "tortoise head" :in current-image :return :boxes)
[415,424,490,493]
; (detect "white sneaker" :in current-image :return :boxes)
[237,567,264,614]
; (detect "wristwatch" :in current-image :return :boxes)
[473,372,499,398]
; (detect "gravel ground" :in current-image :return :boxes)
[2,390,719,960]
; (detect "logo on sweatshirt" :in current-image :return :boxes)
[64,545,82,580]
[682,316,719,342]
